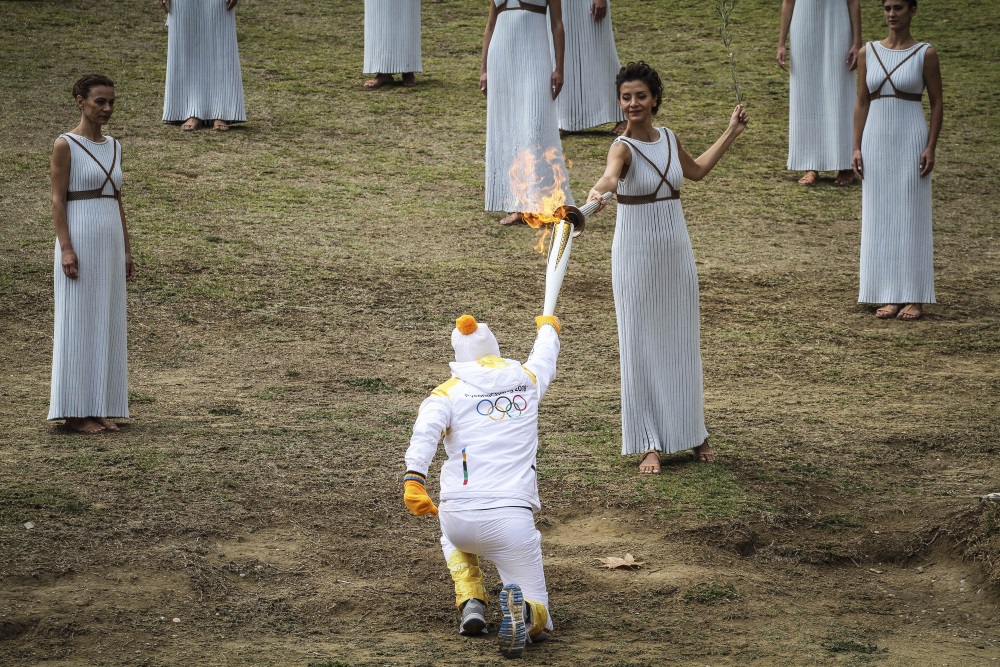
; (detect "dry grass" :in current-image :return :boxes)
[1,1,999,665]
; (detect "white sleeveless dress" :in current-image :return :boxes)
[858,42,934,304]
[49,134,129,420]
[552,0,624,131]
[787,0,854,171]
[612,128,707,455]
[485,0,574,212]
[162,0,247,123]
[364,0,422,74]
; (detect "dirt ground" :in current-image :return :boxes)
[3,493,999,666]
[2,1,1000,666]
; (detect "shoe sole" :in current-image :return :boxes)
[498,584,526,658]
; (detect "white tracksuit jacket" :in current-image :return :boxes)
[405,325,560,512]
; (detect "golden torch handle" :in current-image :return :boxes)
[542,192,612,316]
[543,221,573,316]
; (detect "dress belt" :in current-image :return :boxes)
[66,188,121,202]
[870,90,923,102]
[616,192,680,205]
[496,2,546,15]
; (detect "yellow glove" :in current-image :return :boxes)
[535,315,561,334]
[403,471,439,516]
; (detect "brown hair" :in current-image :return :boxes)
[72,74,115,99]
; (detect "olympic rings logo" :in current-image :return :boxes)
[477,395,528,421]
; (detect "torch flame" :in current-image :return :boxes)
[508,147,571,253]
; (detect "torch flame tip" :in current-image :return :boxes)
[509,146,570,251]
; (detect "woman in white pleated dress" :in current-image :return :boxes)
[777,0,861,186]
[363,0,422,89]
[587,63,748,473]
[554,0,625,135]
[481,0,574,225]
[49,75,135,434]
[161,0,246,131]
[852,0,942,321]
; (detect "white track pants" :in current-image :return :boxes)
[439,507,553,631]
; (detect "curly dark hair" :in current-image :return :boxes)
[72,74,115,100]
[615,61,663,115]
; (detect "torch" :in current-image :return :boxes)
[542,191,614,316]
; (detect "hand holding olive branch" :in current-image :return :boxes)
[718,0,745,106]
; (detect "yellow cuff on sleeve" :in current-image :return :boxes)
[535,315,561,334]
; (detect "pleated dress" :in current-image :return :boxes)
[859,42,935,304]
[486,0,574,213]
[613,128,708,455]
[364,0,422,74]
[49,134,129,421]
[162,0,247,123]
[787,0,854,171]
[553,0,624,132]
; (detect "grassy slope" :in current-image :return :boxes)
[1,1,999,665]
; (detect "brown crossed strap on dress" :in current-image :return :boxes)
[615,133,681,205]
[496,0,547,15]
[63,134,121,202]
[868,43,927,103]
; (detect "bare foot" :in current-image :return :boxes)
[834,170,854,186]
[93,417,119,431]
[693,440,715,463]
[876,304,902,319]
[499,212,523,226]
[64,417,106,434]
[797,170,818,186]
[897,303,923,321]
[364,73,394,89]
[639,450,661,474]
[181,117,200,131]
[401,72,417,87]
[611,120,627,136]
[212,119,230,132]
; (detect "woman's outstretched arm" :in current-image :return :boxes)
[678,105,749,182]
[587,141,631,205]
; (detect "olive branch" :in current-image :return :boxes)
[717,0,745,106]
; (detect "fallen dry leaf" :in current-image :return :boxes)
[598,553,645,570]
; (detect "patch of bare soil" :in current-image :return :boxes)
[3,247,999,666]
[3,260,999,666]
[3,485,999,666]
